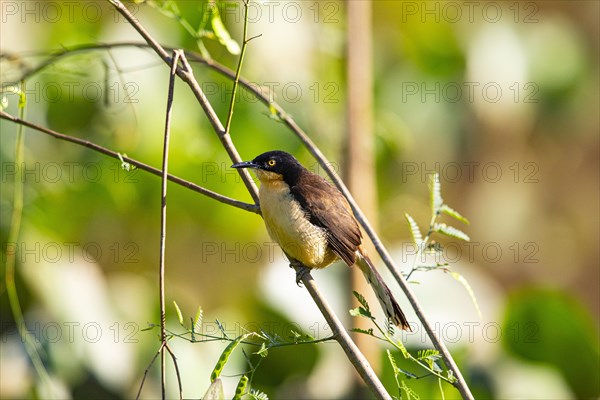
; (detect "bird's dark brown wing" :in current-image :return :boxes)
[290,172,362,266]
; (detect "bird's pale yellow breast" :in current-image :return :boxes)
[258,178,336,269]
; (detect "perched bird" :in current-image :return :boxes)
[232,150,410,330]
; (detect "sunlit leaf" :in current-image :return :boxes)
[433,223,470,242]
[440,204,469,225]
[405,213,424,248]
[249,388,269,400]
[194,305,204,333]
[429,173,443,215]
[173,300,184,326]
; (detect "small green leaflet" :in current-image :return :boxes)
[417,349,442,372]
[405,213,424,248]
[429,173,443,214]
[194,306,204,333]
[352,291,371,312]
[395,338,409,359]
[173,300,184,326]
[249,388,269,400]
[401,381,420,400]
[433,223,470,242]
[350,328,374,336]
[440,204,469,225]
[255,342,269,358]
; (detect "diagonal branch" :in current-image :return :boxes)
[107,0,260,205]
[0,110,259,214]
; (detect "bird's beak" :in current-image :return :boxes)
[231,160,259,169]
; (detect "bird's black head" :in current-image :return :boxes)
[232,150,305,183]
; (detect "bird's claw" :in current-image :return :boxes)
[290,262,310,287]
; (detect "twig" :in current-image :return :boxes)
[136,341,166,400]
[0,110,258,214]
[223,0,260,136]
[157,49,180,400]
[165,343,183,400]
[293,265,391,400]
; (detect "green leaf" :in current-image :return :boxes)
[211,334,249,382]
[449,272,481,319]
[202,378,224,400]
[173,300,184,326]
[401,381,420,400]
[254,342,269,358]
[194,305,204,333]
[349,306,373,319]
[440,204,469,225]
[433,223,470,242]
[233,375,248,400]
[395,338,409,359]
[387,349,402,391]
[352,291,371,312]
[429,173,443,215]
[417,349,441,370]
[141,324,156,332]
[350,328,374,336]
[405,213,424,248]
[210,6,241,55]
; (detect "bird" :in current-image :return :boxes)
[232,150,410,330]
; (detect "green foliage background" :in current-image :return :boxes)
[1,1,598,399]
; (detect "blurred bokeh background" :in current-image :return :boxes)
[1,1,598,399]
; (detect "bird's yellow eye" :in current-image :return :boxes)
[267,159,276,167]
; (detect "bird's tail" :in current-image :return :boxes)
[356,253,411,331]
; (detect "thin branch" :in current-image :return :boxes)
[165,343,183,400]
[223,0,257,135]
[107,0,260,205]
[293,265,391,400]
[136,341,166,400]
[0,110,259,214]
[158,49,180,400]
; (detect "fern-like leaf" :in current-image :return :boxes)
[352,291,370,312]
[173,300,184,326]
[433,223,470,242]
[440,204,469,225]
[194,305,203,333]
[395,338,410,359]
[405,213,424,248]
[249,388,269,400]
[429,173,443,215]
[401,381,420,400]
[351,328,375,336]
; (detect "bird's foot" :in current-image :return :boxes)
[290,261,310,287]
